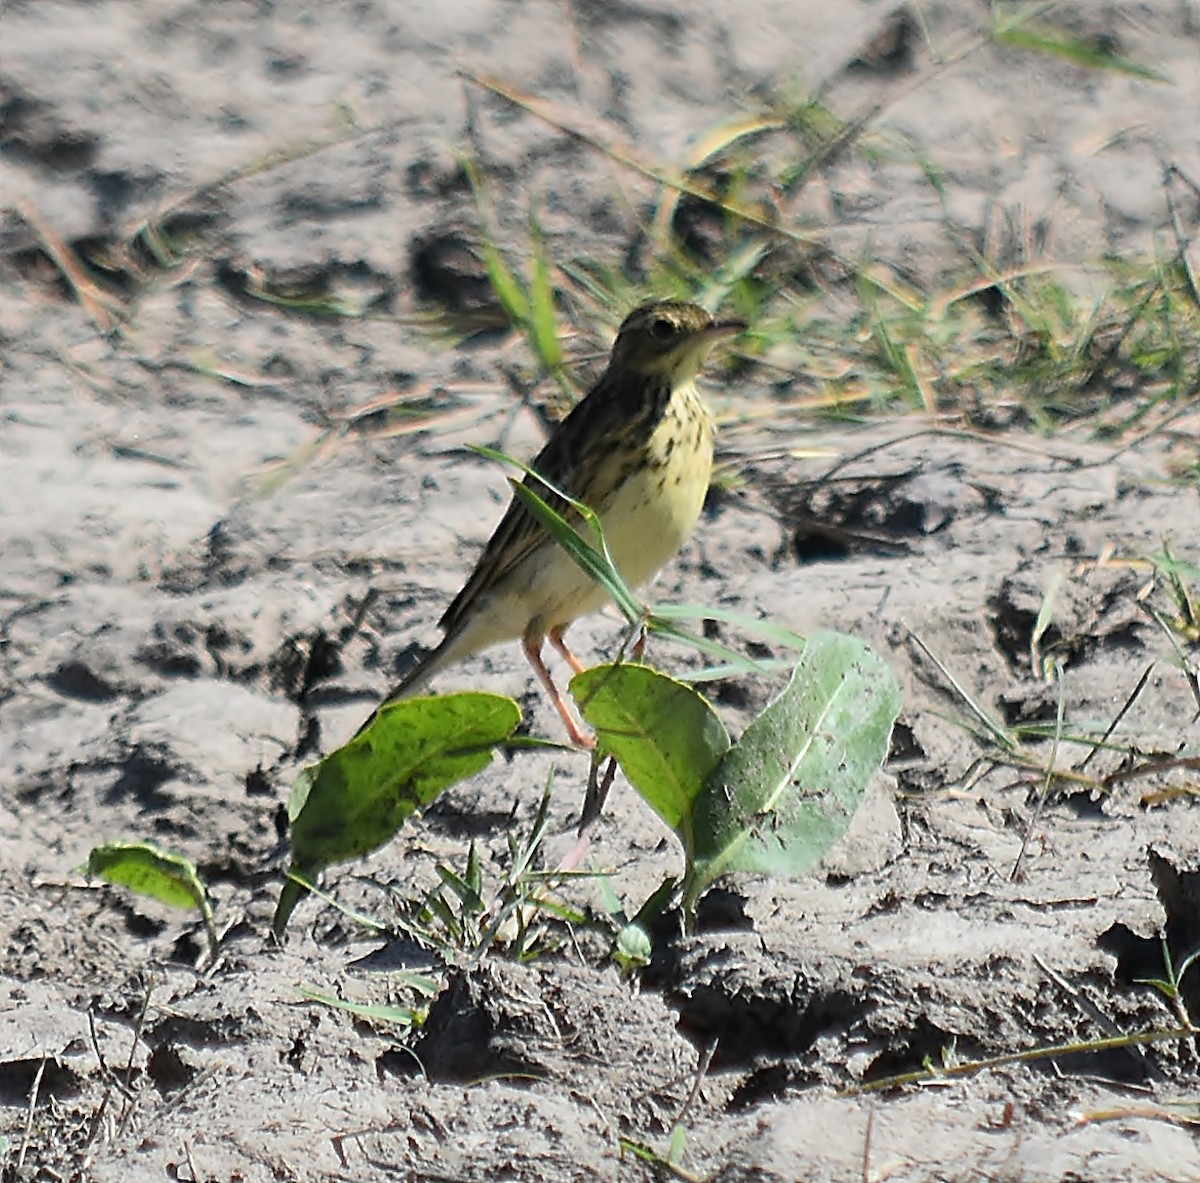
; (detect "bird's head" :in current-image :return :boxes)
[609,301,745,383]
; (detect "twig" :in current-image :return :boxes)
[1011,661,1065,882]
[16,1054,48,1175]
[15,200,125,333]
[1076,663,1153,772]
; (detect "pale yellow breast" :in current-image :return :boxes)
[602,384,713,588]
[523,382,713,634]
[440,383,713,658]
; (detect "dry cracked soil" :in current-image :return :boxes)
[3,2,1200,1181]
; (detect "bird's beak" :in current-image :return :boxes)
[703,317,747,341]
[679,317,745,373]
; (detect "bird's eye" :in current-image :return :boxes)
[649,317,676,340]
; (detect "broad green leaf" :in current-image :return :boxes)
[572,664,730,841]
[86,842,217,954]
[274,693,520,934]
[687,632,900,905]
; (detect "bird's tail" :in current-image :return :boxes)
[353,632,465,737]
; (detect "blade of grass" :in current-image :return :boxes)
[462,155,530,323]
[470,444,644,621]
[527,205,565,377]
[1010,659,1066,881]
[841,1025,1193,1096]
[461,70,823,250]
[16,200,125,333]
[646,617,784,677]
[650,602,807,652]
[907,627,1017,752]
[992,19,1172,83]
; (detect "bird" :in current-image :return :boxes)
[365,299,745,746]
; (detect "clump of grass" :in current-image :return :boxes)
[904,544,1200,824]
[443,12,1190,445]
[1139,545,1200,717]
[384,786,588,965]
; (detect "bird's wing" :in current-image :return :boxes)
[438,369,651,638]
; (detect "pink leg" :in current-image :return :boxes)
[548,625,586,674]
[557,831,592,872]
[523,635,594,748]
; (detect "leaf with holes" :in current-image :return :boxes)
[685,631,900,907]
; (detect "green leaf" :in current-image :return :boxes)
[87,841,208,911]
[462,155,531,323]
[613,923,653,971]
[572,664,730,842]
[86,842,217,954]
[993,23,1171,83]
[274,693,521,934]
[527,207,563,372]
[686,632,901,906]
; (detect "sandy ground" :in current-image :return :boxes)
[3,2,1200,1180]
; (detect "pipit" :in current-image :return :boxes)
[369,299,744,745]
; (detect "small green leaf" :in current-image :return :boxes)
[667,1124,688,1167]
[87,842,208,911]
[86,842,217,954]
[572,664,730,841]
[687,632,901,906]
[613,923,653,970]
[275,693,521,934]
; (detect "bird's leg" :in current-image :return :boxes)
[548,625,586,674]
[523,635,594,748]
